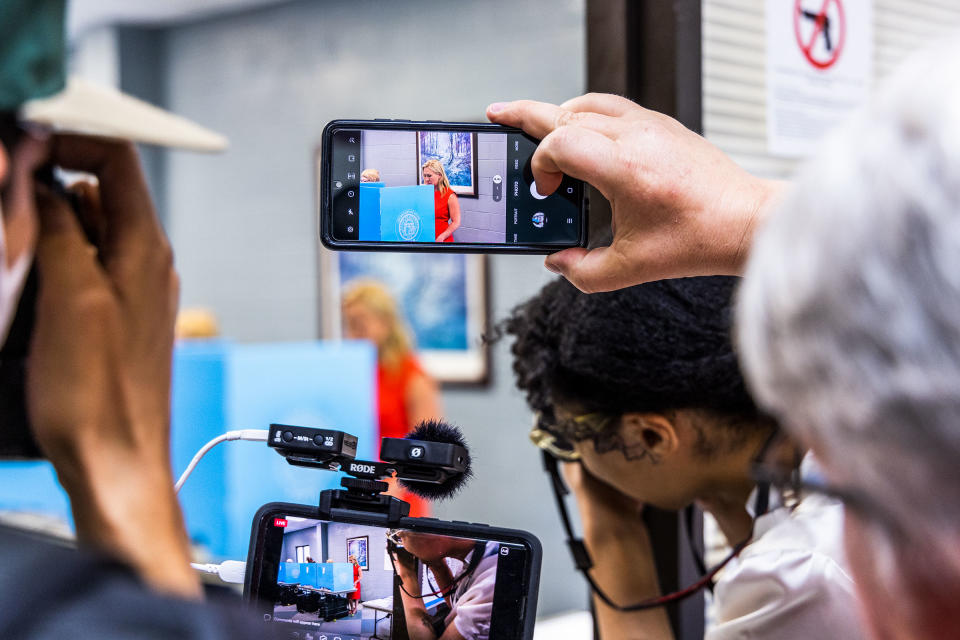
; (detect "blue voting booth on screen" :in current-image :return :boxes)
[278,561,353,591]
[359,183,434,242]
[0,340,376,561]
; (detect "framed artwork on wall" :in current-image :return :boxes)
[319,249,490,385]
[416,130,479,197]
[347,535,369,571]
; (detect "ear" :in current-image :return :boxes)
[618,413,680,463]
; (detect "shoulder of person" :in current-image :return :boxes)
[0,525,263,639]
[708,497,864,640]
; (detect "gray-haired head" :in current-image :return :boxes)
[736,37,960,633]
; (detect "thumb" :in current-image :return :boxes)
[544,246,632,293]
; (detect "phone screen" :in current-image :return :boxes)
[249,509,536,640]
[324,123,585,249]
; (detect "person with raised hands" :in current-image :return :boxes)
[0,1,262,636]
[491,37,960,640]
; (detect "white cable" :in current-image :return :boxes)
[191,560,247,584]
[175,429,269,493]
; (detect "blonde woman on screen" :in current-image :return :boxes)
[422,159,460,242]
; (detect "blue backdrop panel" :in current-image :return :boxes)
[217,341,377,560]
[0,461,70,525]
[277,562,353,591]
[171,341,229,557]
[330,561,354,591]
[379,185,435,242]
[358,182,384,241]
[0,340,376,563]
[278,561,303,584]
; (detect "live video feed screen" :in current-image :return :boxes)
[329,128,583,245]
[261,515,529,640]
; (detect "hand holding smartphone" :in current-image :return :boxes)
[320,120,588,253]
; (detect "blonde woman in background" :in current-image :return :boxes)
[421,159,460,242]
[360,168,380,182]
[342,280,442,517]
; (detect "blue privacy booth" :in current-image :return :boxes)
[358,182,384,241]
[359,183,435,242]
[0,340,377,561]
[278,561,354,592]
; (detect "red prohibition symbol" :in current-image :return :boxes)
[794,0,846,70]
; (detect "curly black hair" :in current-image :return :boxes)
[504,276,772,457]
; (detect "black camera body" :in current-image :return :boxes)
[249,422,541,639]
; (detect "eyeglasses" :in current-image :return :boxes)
[528,411,616,462]
[386,529,403,546]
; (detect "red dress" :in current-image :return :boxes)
[434,188,455,242]
[377,354,431,517]
[350,563,361,600]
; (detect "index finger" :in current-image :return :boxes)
[530,125,619,198]
[486,100,620,140]
[560,93,638,117]
[48,134,162,255]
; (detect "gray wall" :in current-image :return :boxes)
[360,130,417,186]
[326,522,393,601]
[281,524,323,562]
[457,133,506,243]
[158,0,586,616]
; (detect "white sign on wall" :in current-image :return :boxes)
[765,0,873,157]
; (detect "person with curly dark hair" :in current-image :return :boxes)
[504,276,865,640]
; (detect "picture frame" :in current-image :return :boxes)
[319,248,490,386]
[416,130,479,197]
[347,535,369,571]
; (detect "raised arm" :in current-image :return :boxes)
[563,463,674,640]
[29,135,199,599]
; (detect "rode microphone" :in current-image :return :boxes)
[267,420,473,501]
[386,419,473,500]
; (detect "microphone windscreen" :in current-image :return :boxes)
[397,419,473,500]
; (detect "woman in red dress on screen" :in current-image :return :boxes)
[421,159,461,242]
[341,281,443,517]
[347,554,361,615]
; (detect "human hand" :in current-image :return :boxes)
[561,462,671,637]
[487,94,786,292]
[28,135,198,598]
[391,545,418,574]
[562,461,645,540]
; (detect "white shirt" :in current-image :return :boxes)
[708,456,867,640]
[445,541,499,640]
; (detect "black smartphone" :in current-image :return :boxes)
[319,120,587,253]
[245,502,542,640]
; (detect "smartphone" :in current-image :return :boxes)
[319,120,587,253]
[245,502,542,640]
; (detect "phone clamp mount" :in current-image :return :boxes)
[266,423,469,526]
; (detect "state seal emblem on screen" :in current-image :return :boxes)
[397,210,421,241]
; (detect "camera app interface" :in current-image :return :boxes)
[329,128,583,245]
[260,515,529,640]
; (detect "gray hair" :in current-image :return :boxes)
[736,38,960,588]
